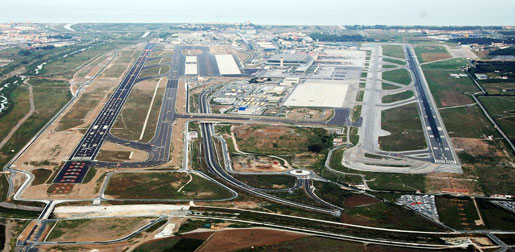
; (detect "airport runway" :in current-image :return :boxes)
[53,44,154,184]
[405,46,457,165]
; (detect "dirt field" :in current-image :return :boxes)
[425,174,481,195]
[96,141,148,162]
[232,155,287,172]
[343,194,380,208]
[196,228,307,252]
[452,138,502,157]
[182,49,203,56]
[209,45,231,54]
[13,45,142,177]
[286,108,334,121]
[46,217,152,242]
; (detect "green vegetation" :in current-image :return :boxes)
[435,196,480,230]
[355,91,364,102]
[381,90,414,103]
[103,64,128,78]
[479,96,515,141]
[382,45,405,59]
[0,83,71,169]
[139,65,170,78]
[350,127,359,145]
[105,172,233,200]
[313,181,354,208]
[232,174,297,189]
[414,45,451,63]
[111,78,164,141]
[381,69,411,85]
[351,105,362,122]
[134,237,204,252]
[96,150,131,162]
[379,103,426,151]
[0,206,40,218]
[382,82,400,90]
[31,169,53,185]
[82,167,97,184]
[383,57,405,65]
[324,148,426,192]
[421,58,469,70]
[343,201,443,231]
[477,199,515,231]
[440,106,497,138]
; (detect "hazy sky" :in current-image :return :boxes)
[2,0,514,25]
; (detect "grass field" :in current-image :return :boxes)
[381,69,411,85]
[111,78,164,141]
[379,103,426,151]
[102,64,128,78]
[356,90,364,102]
[105,172,233,200]
[139,65,170,78]
[233,174,297,189]
[382,90,414,103]
[31,168,53,185]
[423,69,478,107]
[38,42,127,79]
[414,45,451,63]
[324,148,426,192]
[46,217,150,242]
[382,82,400,90]
[351,105,362,122]
[440,106,498,138]
[383,57,405,65]
[421,58,469,70]
[479,81,515,95]
[343,201,444,231]
[382,45,405,59]
[234,125,332,158]
[134,236,205,252]
[0,85,30,142]
[0,83,71,169]
[477,199,515,231]
[435,196,480,230]
[479,96,515,141]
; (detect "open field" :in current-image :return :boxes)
[343,201,444,231]
[104,172,233,200]
[351,105,362,122]
[381,69,411,85]
[0,82,71,169]
[233,125,332,168]
[139,65,170,78]
[477,199,515,231]
[134,235,206,252]
[38,42,129,79]
[479,81,515,95]
[46,217,151,242]
[421,58,469,70]
[440,106,498,138]
[414,45,452,63]
[379,103,426,151]
[324,148,426,192]
[111,78,165,141]
[479,96,515,142]
[0,85,30,144]
[436,196,481,230]
[382,90,414,103]
[232,174,297,189]
[383,57,405,65]
[382,82,400,90]
[244,236,465,252]
[423,69,478,107]
[382,45,405,59]
[197,229,306,252]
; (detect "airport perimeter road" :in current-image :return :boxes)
[53,44,154,183]
[405,46,458,165]
[198,92,341,216]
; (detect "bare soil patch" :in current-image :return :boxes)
[344,194,380,208]
[421,53,451,62]
[232,155,287,172]
[197,228,306,252]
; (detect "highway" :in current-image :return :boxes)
[53,44,153,183]
[198,90,341,216]
[405,45,457,165]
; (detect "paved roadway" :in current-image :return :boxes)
[405,46,457,165]
[53,44,154,183]
[198,90,341,216]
